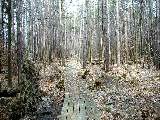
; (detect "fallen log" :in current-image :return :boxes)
[0,89,20,97]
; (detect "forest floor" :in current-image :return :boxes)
[85,63,160,120]
[36,59,160,120]
[0,59,160,120]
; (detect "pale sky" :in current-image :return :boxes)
[64,0,85,14]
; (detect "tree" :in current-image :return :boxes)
[97,0,103,63]
[82,0,89,68]
[102,0,110,71]
[0,0,2,73]
[7,0,12,88]
[16,0,23,84]
[116,0,121,66]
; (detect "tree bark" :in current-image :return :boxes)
[7,0,12,88]
[116,0,121,66]
[82,0,89,68]
[102,0,109,72]
[16,0,23,84]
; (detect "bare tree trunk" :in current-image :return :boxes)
[16,0,23,84]
[116,0,121,66]
[102,0,109,72]
[0,0,3,73]
[59,0,65,66]
[158,0,160,69]
[7,0,12,88]
[154,0,160,69]
[97,0,103,63]
[139,0,144,64]
[125,15,129,64]
[1,0,4,42]
[82,0,89,68]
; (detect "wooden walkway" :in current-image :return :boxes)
[58,60,101,120]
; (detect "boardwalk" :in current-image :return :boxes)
[58,59,101,120]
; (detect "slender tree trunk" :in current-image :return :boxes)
[125,15,129,64]
[102,0,109,72]
[139,0,144,64]
[82,0,89,68]
[158,0,160,69]
[97,0,102,63]
[87,3,92,64]
[155,0,160,69]
[16,0,23,84]
[59,0,65,66]
[147,0,153,68]
[116,0,121,66]
[7,0,12,88]
[1,0,4,42]
[0,0,3,73]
